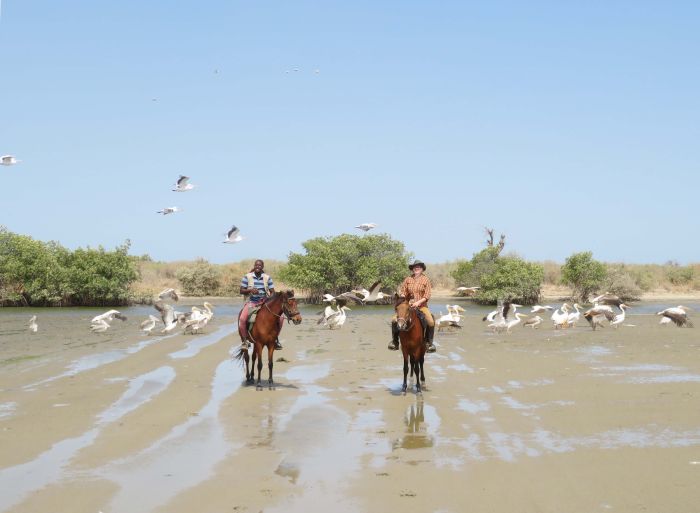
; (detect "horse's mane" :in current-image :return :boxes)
[263,290,295,304]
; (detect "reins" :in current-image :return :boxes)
[264,295,300,323]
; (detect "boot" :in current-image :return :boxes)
[425,326,436,353]
[274,338,283,350]
[240,338,249,350]
[387,321,399,350]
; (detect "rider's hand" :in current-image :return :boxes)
[247,288,258,294]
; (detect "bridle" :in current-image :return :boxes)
[265,295,301,323]
[395,303,415,331]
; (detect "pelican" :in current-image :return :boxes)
[0,155,20,166]
[317,304,337,326]
[583,304,615,330]
[157,207,180,215]
[158,288,179,302]
[355,223,377,232]
[487,300,521,332]
[566,303,583,328]
[656,306,693,327]
[172,175,194,192]
[531,305,553,313]
[611,304,630,328]
[154,301,178,332]
[326,306,351,329]
[140,315,161,334]
[29,315,38,333]
[185,302,214,333]
[523,315,543,329]
[436,310,462,331]
[91,310,127,323]
[505,313,528,333]
[223,225,244,244]
[351,281,388,303]
[659,316,672,326]
[590,293,624,308]
[551,303,570,329]
[456,286,480,296]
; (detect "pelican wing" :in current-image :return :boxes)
[663,311,691,327]
[177,175,190,187]
[336,291,364,304]
[226,225,240,239]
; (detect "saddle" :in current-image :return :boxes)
[237,304,262,340]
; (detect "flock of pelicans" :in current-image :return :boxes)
[23,288,694,335]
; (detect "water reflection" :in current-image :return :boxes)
[393,401,436,450]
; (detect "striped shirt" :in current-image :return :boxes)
[241,273,275,303]
[400,274,432,304]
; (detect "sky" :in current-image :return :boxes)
[0,1,698,264]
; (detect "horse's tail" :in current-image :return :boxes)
[233,346,248,364]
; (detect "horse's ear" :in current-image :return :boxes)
[393,293,401,305]
[287,290,294,298]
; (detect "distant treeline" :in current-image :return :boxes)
[0,228,139,307]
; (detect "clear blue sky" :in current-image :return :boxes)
[1,1,698,264]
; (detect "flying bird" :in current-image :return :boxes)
[656,306,693,327]
[351,281,389,303]
[530,305,553,313]
[590,293,624,308]
[158,288,180,302]
[223,225,244,244]
[172,175,194,192]
[0,155,20,166]
[90,310,127,332]
[355,223,377,232]
[154,301,179,332]
[583,304,615,330]
[157,207,180,215]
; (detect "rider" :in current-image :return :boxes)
[238,259,283,350]
[388,259,436,353]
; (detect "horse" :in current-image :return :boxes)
[394,294,427,396]
[235,290,302,390]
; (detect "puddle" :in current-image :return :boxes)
[169,324,233,359]
[23,333,177,390]
[275,460,301,484]
[458,399,491,414]
[0,365,177,511]
[501,397,575,411]
[97,359,241,513]
[0,401,17,419]
[447,363,474,373]
[284,362,331,384]
[626,374,700,384]
[393,402,440,450]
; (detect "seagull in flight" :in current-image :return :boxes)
[355,223,377,232]
[172,175,194,192]
[156,207,180,215]
[223,225,244,244]
[1,155,20,166]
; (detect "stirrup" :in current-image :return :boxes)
[240,339,249,349]
[388,341,399,351]
[426,342,436,353]
[274,339,283,350]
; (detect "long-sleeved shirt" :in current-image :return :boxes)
[400,274,432,304]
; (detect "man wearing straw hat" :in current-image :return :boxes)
[388,259,436,353]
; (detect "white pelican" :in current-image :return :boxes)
[29,315,38,333]
[184,302,214,333]
[351,281,389,303]
[523,315,543,329]
[486,300,521,332]
[90,319,111,333]
[154,301,178,332]
[505,313,528,333]
[659,316,673,326]
[0,155,20,166]
[531,305,553,313]
[317,304,337,326]
[157,207,180,215]
[355,223,377,232]
[611,304,630,328]
[158,288,179,302]
[223,225,244,244]
[590,293,624,308]
[656,306,693,327]
[551,303,570,329]
[326,306,351,329]
[566,303,583,328]
[456,286,480,296]
[436,310,462,331]
[140,315,161,334]
[583,305,615,330]
[172,175,194,192]
[91,310,127,324]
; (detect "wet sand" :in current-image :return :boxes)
[1,303,700,513]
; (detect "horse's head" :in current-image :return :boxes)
[394,293,412,331]
[281,290,302,325]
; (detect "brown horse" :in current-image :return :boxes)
[394,294,427,395]
[235,290,302,390]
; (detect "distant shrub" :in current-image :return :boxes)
[666,265,694,286]
[604,265,642,301]
[475,256,544,305]
[560,251,607,302]
[176,259,222,296]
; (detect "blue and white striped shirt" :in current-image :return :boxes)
[241,273,274,303]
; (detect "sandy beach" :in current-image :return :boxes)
[1,300,700,513]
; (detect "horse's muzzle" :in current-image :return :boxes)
[290,314,302,325]
[397,319,408,331]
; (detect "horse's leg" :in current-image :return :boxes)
[420,354,426,389]
[249,344,257,384]
[402,348,408,395]
[413,357,422,395]
[256,344,264,390]
[243,347,251,383]
[267,345,275,390]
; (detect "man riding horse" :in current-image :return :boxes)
[388,259,436,353]
[238,259,283,350]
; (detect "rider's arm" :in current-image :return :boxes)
[239,276,255,296]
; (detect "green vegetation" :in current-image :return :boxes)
[279,233,410,302]
[176,259,222,296]
[560,251,607,302]
[451,247,543,304]
[0,227,138,306]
